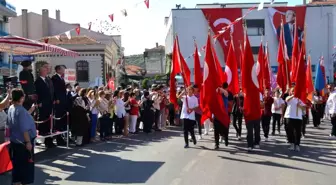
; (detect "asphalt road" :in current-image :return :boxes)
[33,120,336,185]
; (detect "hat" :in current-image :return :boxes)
[21,60,32,67]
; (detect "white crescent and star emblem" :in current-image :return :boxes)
[256,61,261,75]
[224,66,232,85]
[213,18,234,46]
[203,62,209,82]
[252,62,260,88]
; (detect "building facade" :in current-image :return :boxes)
[0,0,16,77]
[144,43,166,76]
[9,9,122,86]
[165,2,336,83]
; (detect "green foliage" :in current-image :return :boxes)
[142,78,149,89]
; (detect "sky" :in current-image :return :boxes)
[8,0,303,56]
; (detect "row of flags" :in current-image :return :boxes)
[169,18,327,127]
[43,25,80,43]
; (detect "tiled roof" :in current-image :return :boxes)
[309,0,336,4]
[125,65,144,76]
[39,36,101,45]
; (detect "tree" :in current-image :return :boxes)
[142,78,149,89]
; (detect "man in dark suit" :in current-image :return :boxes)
[52,65,67,145]
[277,10,303,58]
[35,62,55,148]
[19,60,37,110]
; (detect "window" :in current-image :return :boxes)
[245,19,264,36]
[76,60,89,82]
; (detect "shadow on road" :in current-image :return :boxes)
[34,127,182,184]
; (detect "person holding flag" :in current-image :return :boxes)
[177,86,198,148]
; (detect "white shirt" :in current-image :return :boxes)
[152,93,162,110]
[312,95,322,105]
[89,98,99,115]
[115,98,126,118]
[180,95,199,120]
[284,96,305,120]
[272,97,285,114]
[327,91,336,115]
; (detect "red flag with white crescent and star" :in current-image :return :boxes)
[75,25,80,35]
[202,8,244,65]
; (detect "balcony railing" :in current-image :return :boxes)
[0,0,16,12]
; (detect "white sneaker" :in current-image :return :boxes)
[204,132,209,135]
[254,145,260,149]
[220,136,224,143]
[197,135,202,140]
[265,137,268,142]
[237,136,241,141]
[189,135,192,140]
[248,147,253,152]
[295,145,300,152]
[289,144,295,150]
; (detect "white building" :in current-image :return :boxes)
[165,2,336,83]
[9,9,122,87]
[0,1,16,77]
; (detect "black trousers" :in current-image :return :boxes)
[154,109,160,129]
[37,104,53,146]
[214,118,229,146]
[311,108,321,127]
[261,115,272,138]
[283,118,290,141]
[54,102,67,144]
[331,114,336,136]
[195,113,202,136]
[286,118,302,146]
[232,113,242,137]
[302,115,308,136]
[115,117,125,135]
[183,119,196,145]
[99,116,110,139]
[246,119,260,148]
[272,113,281,134]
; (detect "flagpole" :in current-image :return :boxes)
[281,19,290,90]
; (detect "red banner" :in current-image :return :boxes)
[268,6,306,58]
[202,8,244,66]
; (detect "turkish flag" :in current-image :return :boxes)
[306,55,314,101]
[202,8,244,65]
[212,44,226,84]
[294,40,306,102]
[202,33,230,127]
[193,43,203,88]
[276,24,290,90]
[169,35,191,108]
[225,40,239,95]
[291,22,299,82]
[257,43,265,93]
[242,32,261,122]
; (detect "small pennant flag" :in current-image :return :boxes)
[88,22,92,30]
[121,9,128,17]
[75,25,80,35]
[108,14,114,22]
[55,35,62,41]
[144,0,149,8]
[65,31,71,39]
[44,38,49,43]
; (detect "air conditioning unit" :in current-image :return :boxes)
[3,16,8,23]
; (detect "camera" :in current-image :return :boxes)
[4,76,18,89]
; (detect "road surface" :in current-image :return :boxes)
[34,121,336,185]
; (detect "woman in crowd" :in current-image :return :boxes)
[104,92,114,137]
[311,90,323,127]
[115,91,126,135]
[71,88,91,146]
[129,92,139,134]
[284,87,306,152]
[87,90,99,142]
[0,88,11,144]
[271,89,285,135]
[7,89,37,185]
[123,91,131,136]
[140,91,154,134]
[97,90,110,141]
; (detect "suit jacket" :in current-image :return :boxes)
[277,23,303,58]
[34,77,53,109]
[51,74,66,104]
[19,70,35,95]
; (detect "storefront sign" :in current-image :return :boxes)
[64,69,76,83]
[12,55,34,62]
